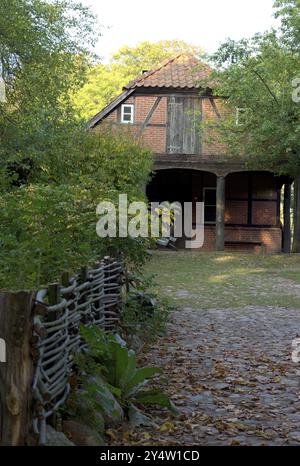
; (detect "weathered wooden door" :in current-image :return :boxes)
[167,96,201,154]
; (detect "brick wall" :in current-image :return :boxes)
[134,96,167,125]
[224,172,278,226]
[201,98,231,157]
[225,200,248,224]
[202,225,282,253]
[98,94,231,157]
[98,95,167,152]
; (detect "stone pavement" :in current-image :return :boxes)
[137,306,300,446]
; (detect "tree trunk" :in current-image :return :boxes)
[0,291,34,446]
[293,176,300,253]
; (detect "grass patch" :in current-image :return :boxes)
[278,270,300,284]
[143,251,300,310]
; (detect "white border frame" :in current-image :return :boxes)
[121,103,134,124]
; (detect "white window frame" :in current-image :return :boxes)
[203,187,216,224]
[121,103,134,124]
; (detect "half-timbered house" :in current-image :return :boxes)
[89,54,292,253]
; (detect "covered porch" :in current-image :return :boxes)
[146,168,291,253]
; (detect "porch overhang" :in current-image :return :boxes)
[153,154,249,177]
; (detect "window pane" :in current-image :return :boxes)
[205,189,216,205]
[205,206,216,223]
[123,113,132,121]
[123,106,132,114]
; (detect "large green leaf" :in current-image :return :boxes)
[88,380,123,420]
[128,403,156,427]
[114,343,129,388]
[134,389,178,414]
[124,367,162,397]
[118,349,137,391]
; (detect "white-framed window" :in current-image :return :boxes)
[121,104,134,124]
[203,187,216,223]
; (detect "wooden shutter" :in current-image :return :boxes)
[167,97,201,155]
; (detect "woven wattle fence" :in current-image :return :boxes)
[0,256,124,446]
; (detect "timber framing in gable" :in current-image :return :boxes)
[88,88,135,129]
[138,96,162,136]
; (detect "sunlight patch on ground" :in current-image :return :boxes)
[212,255,236,263]
[208,274,231,283]
[144,251,300,310]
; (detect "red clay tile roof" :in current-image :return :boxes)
[124,53,213,90]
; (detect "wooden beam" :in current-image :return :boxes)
[283,183,291,253]
[209,97,222,119]
[138,97,162,136]
[276,188,281,227]
[293,176,300,253]
[247,173,253,225]
[88,88,135,128]
[216,175,225,251]
[0,291,34,445]
[113,122,166,128]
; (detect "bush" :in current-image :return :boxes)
[71,326,177,430]
[0,129,153,289]
[120,272,175,348]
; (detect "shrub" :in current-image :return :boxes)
[72,326,177,429]
[0,129,153,289]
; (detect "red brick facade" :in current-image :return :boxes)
[202,226,282,254]
[97,94,229,157]
[90,54,284,253]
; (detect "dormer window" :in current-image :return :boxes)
[121,104,134,124]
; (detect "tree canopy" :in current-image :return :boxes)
[0,0,99,186]
[0,1,153,289]
[205,0,300,177]
[205,0,300,251]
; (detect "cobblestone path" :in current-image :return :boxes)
[133,306,300,446]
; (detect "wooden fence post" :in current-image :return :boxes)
[0,291,34,446]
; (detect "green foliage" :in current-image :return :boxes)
[206,2,300,176]
[71,64,126,121]
[0,4,153,289]
[0,129,152,289]
[0,0,98,183]
[75,326,177,426]
[111,40,203,75]
[274,0,300,51]
[121,273,174,346]
[0,184,96,289]
[73,40,203,119]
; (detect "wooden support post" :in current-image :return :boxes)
[48,283,60,306]
[61,271,70,288]
[48,283,61,321]
[293,176,300,253]
[0,291,34,445]
[283,183,291,253]
[216,175,225,251]
[80,266,89,284]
